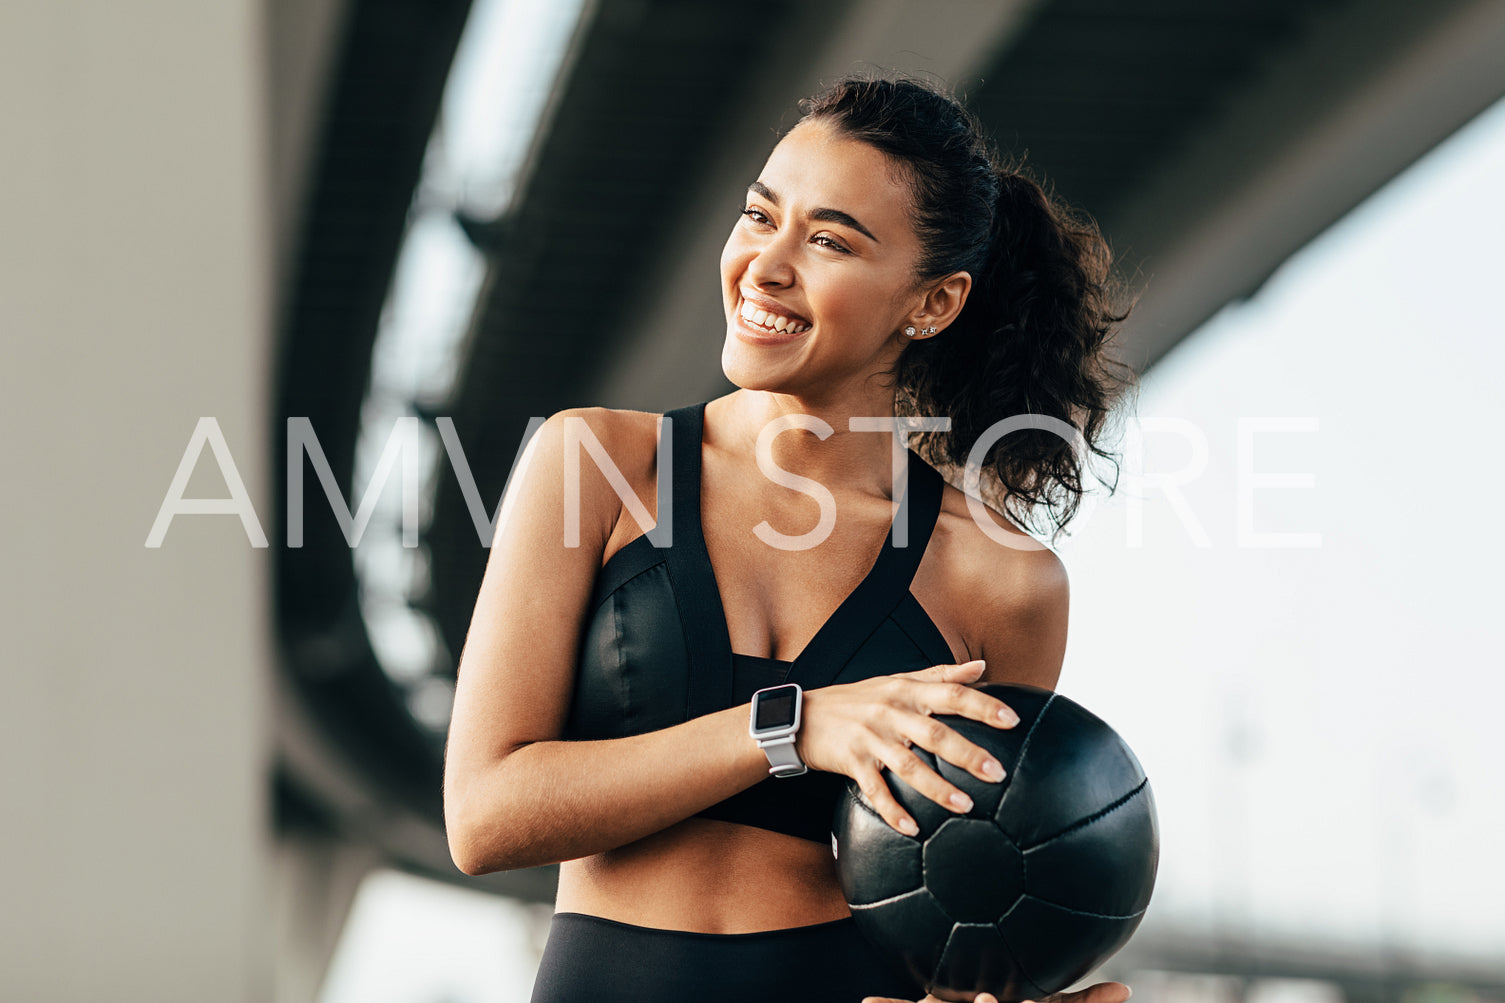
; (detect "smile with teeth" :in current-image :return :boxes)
[739,298,811,334]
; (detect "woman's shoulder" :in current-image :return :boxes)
[535,405,670,545]
[542,403,661,437]
[927,477,1069,689]
[538,405,665,470]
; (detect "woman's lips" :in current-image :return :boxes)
[734,298,810,345]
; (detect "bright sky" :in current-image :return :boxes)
[320,70,1505,1003]
[1059,89,1505,963]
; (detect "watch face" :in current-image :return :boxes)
[754,686,798,731]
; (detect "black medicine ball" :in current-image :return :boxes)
[830,683,1158,1002]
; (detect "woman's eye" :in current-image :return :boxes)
[739,207,849,254]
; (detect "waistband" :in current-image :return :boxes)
[549,910,860,942]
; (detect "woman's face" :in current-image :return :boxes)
[719,117,927,400]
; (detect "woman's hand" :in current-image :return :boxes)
[862,980,1132,1003]
[796,658,1018,834]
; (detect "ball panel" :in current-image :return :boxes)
[831,784,924,906]
[923,819,1023,924]
[1022,781,1160,916]
[999,895,1146,997]
[849,886,956,991]
[929,922,1044,1003]
[993,695,1147,847]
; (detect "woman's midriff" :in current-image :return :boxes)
[552,815,854,933]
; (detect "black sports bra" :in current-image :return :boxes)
[562,400,957,845]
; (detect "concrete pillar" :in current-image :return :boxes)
[0,2,275,999]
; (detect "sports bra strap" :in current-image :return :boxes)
[659,402,736,718]
[658,400,947,717]
[784,443,945,692]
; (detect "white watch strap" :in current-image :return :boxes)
[758,736,807,777]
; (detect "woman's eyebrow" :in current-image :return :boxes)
[746,181,880,244]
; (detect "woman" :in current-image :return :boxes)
[443,74,1138,1002]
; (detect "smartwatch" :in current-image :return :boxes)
[749,683,808,777]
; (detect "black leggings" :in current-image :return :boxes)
[529,911,926,1002]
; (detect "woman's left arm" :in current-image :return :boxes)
[862,524,1129,1003]
[956,518,1071,692]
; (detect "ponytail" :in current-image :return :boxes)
[799,74,1138,542]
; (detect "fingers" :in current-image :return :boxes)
[920,675,1021,731]
[903,695,1012,785]
[887,725,992,813]
[871,728,1001,826]
[896,677,1020,797]
[901,660,1021,733]
[853,758,920,836]
[833,659,1024,831]
[855,659,1023,818]
[907,658,986,683]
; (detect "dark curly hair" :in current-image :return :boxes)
[794,73,1139,543]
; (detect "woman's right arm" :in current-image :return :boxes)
[443,407,775,874]
[443,407,1023,875]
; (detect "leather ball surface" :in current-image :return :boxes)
[830,684,1159,1003]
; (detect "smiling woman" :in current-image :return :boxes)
[442,72,1138,1003]
[721,120,933,390]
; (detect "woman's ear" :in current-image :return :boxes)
[916,271,972,334]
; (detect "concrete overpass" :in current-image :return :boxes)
[5,0,1504,998]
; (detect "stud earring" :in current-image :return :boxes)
[904,326,917,337]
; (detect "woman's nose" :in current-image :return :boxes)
[745,231,796,287]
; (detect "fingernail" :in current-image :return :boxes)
[965,658,985,671]
[997,706,1019,726]
[898,817,919,836]
[983,758,1005,781]
[949,791,973,812]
